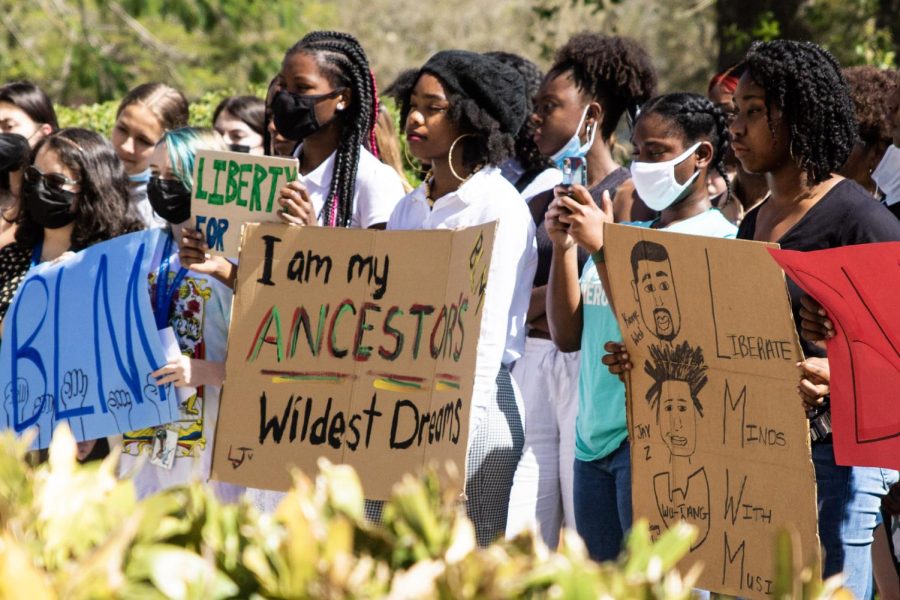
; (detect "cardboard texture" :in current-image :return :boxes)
[603,223,819,598]
[190,149,299,257]
[769,243,900,470]
[0,229,175,449]
[211,222,495,499]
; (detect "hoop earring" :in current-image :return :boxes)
[402,139,422,172]
[448,134,476,182]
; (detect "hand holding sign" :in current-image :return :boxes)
[153,356,225,388]
[179,229,236,290]
[798,294,835,342]
[797,357,830,409]
[277,180,318,226]
[601,340,632,381]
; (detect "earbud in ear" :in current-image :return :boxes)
[336,103,345,111]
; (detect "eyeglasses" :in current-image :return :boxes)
[24,165,80,192]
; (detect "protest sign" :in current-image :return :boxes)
[603,223,819,598]
[769,242,900,470]
[0,229,176,449]
[211,222,495,499]
[190,149,298,257]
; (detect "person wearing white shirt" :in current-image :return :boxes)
[178,32,406,512]
[178,31,405,291]
[382,50,537,546]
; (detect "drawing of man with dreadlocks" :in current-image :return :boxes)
[646,340,711,550]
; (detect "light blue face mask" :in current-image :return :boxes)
[550,105,598,167]
[128,168,151,185]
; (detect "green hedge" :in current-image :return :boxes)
[0,427,849,599]
[56,89,262,138]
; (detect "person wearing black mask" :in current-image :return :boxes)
[0,132,31,247]
[118,126,243,502]
[270,31,405,229]
[0,127,143,461]
[179,31,407,292]
[213,95,266,155]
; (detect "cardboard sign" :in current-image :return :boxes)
[190,149,298,257]
[211,222,495,499]
[603,223,819,598]
[769,243,900,470]
[0,229,176,449]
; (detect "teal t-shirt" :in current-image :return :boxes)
[574,208,737,462]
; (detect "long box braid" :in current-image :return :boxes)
[287,31,378,227]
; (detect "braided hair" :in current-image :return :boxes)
[639,93,732,200]
[285,31,378,227]
[744,40,857,185]
[548,32,658,140]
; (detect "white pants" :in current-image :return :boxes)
[505,336,580,548]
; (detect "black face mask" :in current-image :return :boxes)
[23,178,76,229]
[228,143,251,154]
[271,88,343,142]
[148,176,192,225]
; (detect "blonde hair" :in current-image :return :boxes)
[374,105,412,192]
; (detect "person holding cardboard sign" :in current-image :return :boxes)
[180,32,406,292]
[384,50,537,546]
[730,40,900,599]
[548,92,736,561]
[272,31,404,229]
[118,127,242,503]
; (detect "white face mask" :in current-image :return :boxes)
[630,142,702,211]
[550,105,597,167]
[872,144,900,206]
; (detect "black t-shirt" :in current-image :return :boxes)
[738,179,900,358]
[886,200,900,221]
[529,166,631,287]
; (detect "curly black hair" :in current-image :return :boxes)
[639,93,732,200]
[548,32,658,140]
[16,128,144,251]
[397,77,518,170]
[744,40,857,185]
[842,66,895,149]
[484,51,551,174]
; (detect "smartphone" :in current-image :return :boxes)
[561,156,586,187]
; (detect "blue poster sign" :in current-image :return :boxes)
[0,229,177,448]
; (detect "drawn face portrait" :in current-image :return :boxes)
[657,380,697,457]
[632,256,681,342]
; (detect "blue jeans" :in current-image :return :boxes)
[573,440,632,561]
[813,442,899,599]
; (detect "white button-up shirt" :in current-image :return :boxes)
[294,145,406,227]
[388,167,537,419]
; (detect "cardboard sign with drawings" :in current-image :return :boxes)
[603,223,819,599]
[210,222,495,500]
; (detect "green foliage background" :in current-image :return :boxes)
[1,0,896,111]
